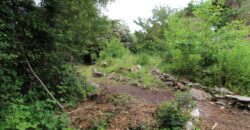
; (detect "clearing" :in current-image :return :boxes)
[69,65,250,130]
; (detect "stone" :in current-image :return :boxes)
[131,83,140,87]
[93,68,105,77]
[107,72,116,79]
[89,81,100,88]
[121,78,131,82]
[215,88,234,95]
[212,123,218,130]
[226,95,250,103]
[220,106,225,109]
[189,88,212,100]
[215,101,226,106]
[160,73,176,82]
[187,83,207,89]
[214,94,225,99]
[129,64,142,72]
[175,82,186,90]
[151,67,161,75]
[136,64,142,70]
[165,81,174,87]
[185,121,194,130]
[101,61,108,67]
[190,108,200,118]
[179,80,190,85]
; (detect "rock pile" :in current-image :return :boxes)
[93,67,106,77]
[151,68,206,91]
[93,68,131,82]
[215,94,250,110]
[151,67,250,110]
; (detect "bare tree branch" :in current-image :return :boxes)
[25,57,64,110]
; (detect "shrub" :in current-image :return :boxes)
[55,64,96,103]
[100,38,130,60]
[91,119,109,130]
[161,10,250,95]
[0,100,70,129]
[158,101,190,129]
[158,91,195,129]
[175,91,196,109]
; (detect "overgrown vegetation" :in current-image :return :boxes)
[0,0,112,128]
[94,0,250,96]
[1,0,250,129]
[158,91,195,129]
[96,38,164,88]
[131,0,250,96]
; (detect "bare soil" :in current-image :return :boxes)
[97,81,175,104]
[198,101,250,130]
[69,91,158,129]
[69,79,250,130]
[97,80,250,130]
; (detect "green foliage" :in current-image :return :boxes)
[175,91,196,109]
[91,119,109,130]
[134,0,249,95]
[134,6,175,53]
[90,112,115,130]
[54,65,96,103]
[100,38,130,60]
[0,0,112,128]
[0,100,70,129]
[0,0,110,104]
[157,4,250,95]
[54,0,112,62]
[97,40,163,87]
[158,102,190,129]
[158,91,195,129]
[194,0,238,28]
[108,20,136,51]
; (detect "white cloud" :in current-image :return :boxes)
[34,0,192,32]
[103,0,192,32]
[34,0,41,5]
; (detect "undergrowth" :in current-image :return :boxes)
[158,91,196,129]
[95,38,164,88]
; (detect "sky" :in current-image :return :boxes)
[103,0,193,32]
[34,0,192,32]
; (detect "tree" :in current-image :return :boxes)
[134,6,174,52]
[0,0,113,111]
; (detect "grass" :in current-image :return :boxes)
[75,52,165,88]
[95,53,164,88]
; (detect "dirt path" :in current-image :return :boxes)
[95,80,250,130]
[198,101,250,130]
[98,82,174,104]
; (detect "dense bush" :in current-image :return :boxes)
[155,1,250,95]
[158,102,190,129]
[0,100,69,129]
[100,38,130,60]
[158,91,195,129]
[0,0,112,128]
[97,39,163,88]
